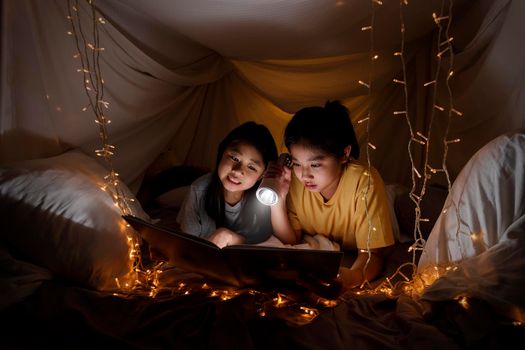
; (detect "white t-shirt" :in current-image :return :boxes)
[176,173,272,244]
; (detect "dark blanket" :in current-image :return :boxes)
[3,274,522,350]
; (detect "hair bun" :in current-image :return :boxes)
[324,100,350,117]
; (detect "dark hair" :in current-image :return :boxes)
[284,100,360,160]
[205,121,278,226]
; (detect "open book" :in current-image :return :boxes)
[123,215,343,293]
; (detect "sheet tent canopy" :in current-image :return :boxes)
[2,0,524,191]
[1,0,525,349]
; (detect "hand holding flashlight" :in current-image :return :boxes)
[256,153,292,206]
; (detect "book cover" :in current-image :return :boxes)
[123,215,343,291]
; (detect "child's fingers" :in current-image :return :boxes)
[282,166,291,179]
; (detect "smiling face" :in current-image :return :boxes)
[218,141,265,204]
[289,143,347,201]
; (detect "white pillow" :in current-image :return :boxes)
[418,130,525,267]
[418,130,525,321]
[0,150,149,290]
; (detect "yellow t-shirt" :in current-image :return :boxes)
[286,162,395,250]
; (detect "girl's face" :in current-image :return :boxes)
[218,141,265,204]
[289,143,346,201]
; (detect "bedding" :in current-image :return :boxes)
[2,244,521,350]
[0,149,149,308]
[1,144,524,349]
[418,130,525,323]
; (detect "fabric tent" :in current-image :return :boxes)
[3,0,524,190]
[1,0,525,349]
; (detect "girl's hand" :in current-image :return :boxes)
[264,160,292,202]
[208,228,245,248]
[337,266,363,291]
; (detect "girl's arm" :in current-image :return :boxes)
[271,200,300,244]
[265,161,299,244]
[339,248,386,289]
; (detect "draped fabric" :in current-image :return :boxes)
[418,130,525,322]
[2,0,524,192]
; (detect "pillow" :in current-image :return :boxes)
[155,185,191,209]
[418,130,525,321]
[0,150,149,291]
[136,165,208,210]
[419,130,525,267]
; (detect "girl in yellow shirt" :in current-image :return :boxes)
[268,100,395,290]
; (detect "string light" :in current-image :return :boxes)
[67,0,148,296]
[66,0,134,212]
[402,0,460,282]
[411,137,426,145]
[392,0,430,271]
[446,138,461,144]
[343,0,462,302]
[358,80,370,88]
[416,131,428,141]
[354,0,382,291]
[383,0,469,304]
[451,108,463,116]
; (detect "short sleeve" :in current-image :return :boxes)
[176,175,215,237]
[176,185,201,235]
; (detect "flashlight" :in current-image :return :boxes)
[256,153,291,206]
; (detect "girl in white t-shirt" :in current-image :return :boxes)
[177,122,295,248]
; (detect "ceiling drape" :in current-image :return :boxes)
[1,0,523,191]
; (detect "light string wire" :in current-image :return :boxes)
[441,0,470,261]
[410,0,463,264]
[354,0,462,298]
[394,0,427,262]
[348,0,419,298]
[408,0,448,260]
[66,0,161,296]
[419,0,474,283]
[376,0,423,296]
[66,0,133,215]
[412,0,463,268]
[353,0,383,292]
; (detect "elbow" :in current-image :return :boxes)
[279,235,297,245]
[273,230,298,245]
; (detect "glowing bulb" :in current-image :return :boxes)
[256,186,279,206]
[256,154,291,206]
